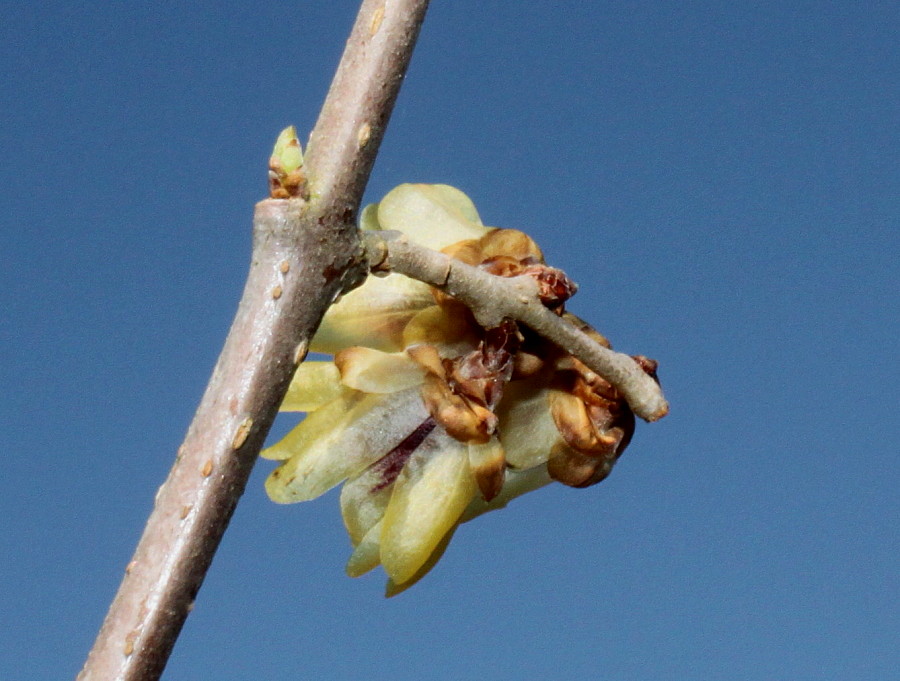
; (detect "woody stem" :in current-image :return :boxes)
[78,2,431,679]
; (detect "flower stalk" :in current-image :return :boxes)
[361,229,669,421]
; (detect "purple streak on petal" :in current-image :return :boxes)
[370,417,437,493]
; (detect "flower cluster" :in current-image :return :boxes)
[263,184,658,595]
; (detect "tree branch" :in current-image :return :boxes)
[363,230,669,422]
[78,2,430,679]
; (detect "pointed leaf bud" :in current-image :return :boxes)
[268,125,305,198]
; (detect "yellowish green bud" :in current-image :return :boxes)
[268,126,305,198]
[272,126,303,173]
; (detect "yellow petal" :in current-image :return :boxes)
[281,361,343,412]
[496,380,559,469]
[261,389,364,461]
[384,524,458,597]
[340,460,397,545]
[461,465,553,523]
[380,429,476,585]
[402,305,479,355]
[265,387,429,503]
[376,184,488,251]
[312,184,490,354]
[344,419,440,554]
[405,343,446,377]
[345,521,383,577]
[359,201,381,231]
[468,437,506,501]
[334,347,425,394]
[310,273,434,353]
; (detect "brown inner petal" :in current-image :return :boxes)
[547,346,640,489]
[547,444,615,488]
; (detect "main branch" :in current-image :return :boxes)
[78,2,430,679]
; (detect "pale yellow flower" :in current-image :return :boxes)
[263,184,654,595]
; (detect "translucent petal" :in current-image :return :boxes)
[340,459,397,545]
[377,184,488,251]
[265,386,429,503]
[345,521,383,577]
[261,389,364,461]
[379,429,477,585]
[402,305,479,355]
[496,380,560,469]
[310,273,434,353]
[405,343,446,376]
[461,465,553,523]
[335,347,425,394]
[468,437,506,501]
[281,361,343,412]
[359,201,381,231]
[311,185,491,354]
[384,525,458,597]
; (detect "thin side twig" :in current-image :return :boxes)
[78,2,430,680]
[363,230,669,421]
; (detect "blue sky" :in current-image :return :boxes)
[2,2,897,679]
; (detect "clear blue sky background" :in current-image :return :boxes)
[2,2,897,679]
